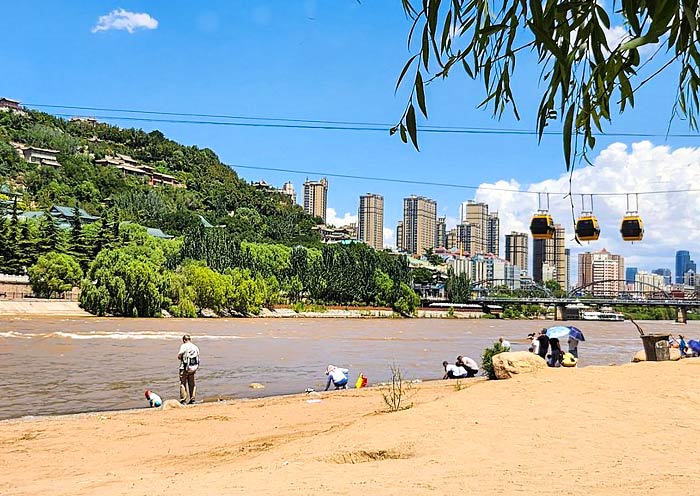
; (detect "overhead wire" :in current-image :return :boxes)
[21,102,700,198]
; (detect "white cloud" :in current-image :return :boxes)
[92,9,158,34]
[383,227,395,249]
[474,141,700,283]
[325,207,356,227]
[603,25,657,56]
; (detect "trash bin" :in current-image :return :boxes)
[640,334,670,361]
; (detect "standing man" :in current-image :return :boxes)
[536,329,549,360]
[178,334,200,404]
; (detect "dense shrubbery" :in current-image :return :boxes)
[481,342,510,380]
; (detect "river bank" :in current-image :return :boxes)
[2,359,698,495]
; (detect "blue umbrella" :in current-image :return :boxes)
[688,340,700,354]
[546,326,571,339]
[568,326,586,342]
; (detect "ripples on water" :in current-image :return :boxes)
[1,317,694,420]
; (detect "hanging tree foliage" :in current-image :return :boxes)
[393,0,700,169]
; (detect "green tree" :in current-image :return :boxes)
[393,282,421,316]
[80,248,165,317]
[544,279,566,298]
[28,252,83,298]
[446,269,472,303]
[394,0,700,169]
[182,262,227,314]
[373,269,394,306]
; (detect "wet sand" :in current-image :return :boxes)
[2,359,699,495]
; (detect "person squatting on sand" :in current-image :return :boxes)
[456,356,479,377]
[178,334,200,404]
[547,338,563,368]
[443,361,471,379]
[325,365,349,390]
[144,390,162,408]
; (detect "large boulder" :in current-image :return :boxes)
[492,351,547,380]
[631,347,681,362]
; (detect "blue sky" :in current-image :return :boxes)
[2,1,699,282]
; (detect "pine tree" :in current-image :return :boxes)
[37,212,62,254]
[69,205,90,270]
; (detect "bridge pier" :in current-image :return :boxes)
[676,306,688,324]
[554,304,567,321]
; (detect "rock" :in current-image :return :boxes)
[200,308,218,318]
[161,309,173,318]
[492,351,547,380]
[162,399,185,410]
[632,350,646,362]
[249,382,265,389]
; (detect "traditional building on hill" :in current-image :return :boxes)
[11,142,61,167]
[0,97,25,114]
[95,154,184,188]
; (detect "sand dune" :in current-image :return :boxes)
[2,360,699,495]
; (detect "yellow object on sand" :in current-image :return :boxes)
[562,353,577,367]
[355,373,367,388]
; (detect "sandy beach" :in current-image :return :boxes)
[2,359,699,495]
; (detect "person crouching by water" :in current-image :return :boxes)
[145,390,162,408]
[325,365,349,390]
[178,334,200,404]
[547,337,563,367]
[443,361,470,379]
[456,356,479,377]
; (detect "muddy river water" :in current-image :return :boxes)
[1,317,695,420]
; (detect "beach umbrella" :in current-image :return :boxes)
[568,326,586,342]
[688,340,700,354]
[546,326,571,339]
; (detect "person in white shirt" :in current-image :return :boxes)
[177,334,200,404]
[144,390,162,408]
[442,361,469,379]
[456,356,479,377]
[324,365,349,390]
[499,336,511,350]
[528,333,540,355]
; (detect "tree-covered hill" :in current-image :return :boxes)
[0,109,320,244]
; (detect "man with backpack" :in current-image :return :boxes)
[178,334,200,404]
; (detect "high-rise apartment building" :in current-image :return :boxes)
[504,231,528,274]
[281,181,296,204]
[396,221,404,251]
[487,212,499,255]
[456,223,481,255]
[533,224,568,290]
[459,201,499,255]
[357,193,384,251]
[436,217,447,249]
[403,195,437,256]
[303,178,328,223]
[445,228,457,250]
[577,248,625,296]
[626,267,638,284]
[652,268,672,286]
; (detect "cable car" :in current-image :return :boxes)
[575,215,600,242]
[620,215,644,241]
[530,213,555,240]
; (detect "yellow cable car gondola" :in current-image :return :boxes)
[530,213,555,239]
[620,193,643,242]
[530,193,555,240]
[575,215,600,241]
[575,195,600,242]
[620,215,644,241]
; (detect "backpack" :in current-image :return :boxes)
[184,348,199,373]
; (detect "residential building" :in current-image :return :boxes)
[70,116,99,126]
[456,223,480,255]
[396,221,404,251]
[652,268,672,286]
[636,271,667,296]
[303,178,328,223]
[504,231,528,275]
[281,182,296,203]
[403,195,437,256]
[533,224,568,290]
[577,248,625,297]
[436,216,446,249]
[314,224,357,243]
[684,270,698,287]
[11,142,61,167]
[487,212,499,255]
[675,250,694,283]
[357,193,384,250]
[445,228,457,250]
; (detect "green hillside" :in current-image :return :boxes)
[0,109,319,243]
